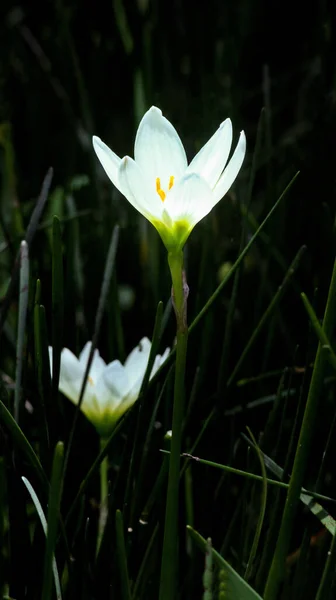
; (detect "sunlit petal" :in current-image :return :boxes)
[57,348,84,404]
[212,131,246,204]
[124,337,152,387]
[118,156,164,222]
[164,173,214,228]
[134,106,187,186]
[92,136,123,193]
[187,119,233,188]
[79,342,106,382]
[103,360,131,401]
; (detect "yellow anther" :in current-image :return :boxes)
[156,177,166,202]
[88,376,94,385]
[169,175,174,190]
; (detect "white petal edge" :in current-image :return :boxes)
[124,337,152,387]
[212,131,246,204]
[150,347,170,379]
[186,119,233,188]
[134,106,188,186]
[79,342,106,382]
[92,136,123,193]
[103,360,131,402]
[57,348,85,405]
[164,173,214,228]
[118,156,164,222]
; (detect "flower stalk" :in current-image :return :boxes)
[159,251,189,600]
[96,437,109,557]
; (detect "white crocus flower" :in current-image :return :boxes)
[48,338,169,438]
[93,106,246,252]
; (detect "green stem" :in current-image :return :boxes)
[96,437,108,558]
[159,250,188,600]
[263,258,336,600]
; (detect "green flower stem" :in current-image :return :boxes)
[264,258,336,600]
[159,250,188,600]
[96,437,109,558]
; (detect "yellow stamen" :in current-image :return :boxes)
[88,376,94,385]
[156,176,175,202]
[156,177,166,202]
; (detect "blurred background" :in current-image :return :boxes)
[1,0,336,598]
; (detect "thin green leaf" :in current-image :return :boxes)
[203,538,213,600]
[227,245,306,387]
[164,450,333,504]
[244,428,268,580]
[187,526,263,600]
[42,442,64,600]
[22,476,62,600]
[51,216,64,401]
[14,241,29,422]
[115,510,132,600]
[0,398,48,489]
[264,258,336,600]
[301,292,336,372]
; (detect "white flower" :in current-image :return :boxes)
[92,106,246,252]
[48,338,169,437]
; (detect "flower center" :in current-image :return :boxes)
[156,176,174,202]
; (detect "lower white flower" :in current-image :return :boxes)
[48,338,169,437]
[93,106,246,252]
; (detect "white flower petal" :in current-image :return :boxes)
[94,369,124,412]
[150,347,170,379]
[103,360,131,401]
[79,342,106,383]
[124,337,152,387]
[134,106,187,187]
[57,348,84,404]
[92,136,123,192]
[118,156,164,222]
[160,347,171,366]
[187,119,233,188]
[48,347,53,376]
[212,131,246,204]
[164,173,214,228]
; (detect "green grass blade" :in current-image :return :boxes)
[0,458,5,598]
[189,172,300,335]
[244,428,268,581]
[203,538,213,600]
[14,240,29,422]
[187,526,263,600]
[34,298,51,449]
[255,447,336,536]
[113,0,134,55]
[42,441,64,600]
[0,398,48,489]
[301,292,336,371]
[22,476,62,600]
[165,450,332,503]
[51,216,64,402]
[227,245,306,387]
[315,531,336,600]
[264,257,336,599]
[115,510,132,600]
[0,168,53,334]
